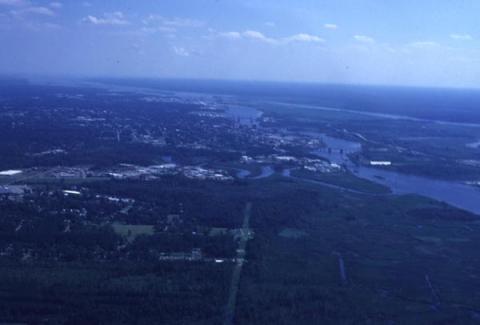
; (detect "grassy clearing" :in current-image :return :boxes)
[112,223,155,242]
[292,169,391,194]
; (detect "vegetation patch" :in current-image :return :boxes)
[278,228,308,239]
[112,223,155,242]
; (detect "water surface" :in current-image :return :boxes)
[313,134,480,215]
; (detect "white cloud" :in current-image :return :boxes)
[0,0,60,17]
[354,35,375,43]
[9,5,56,17]
[243,30,275,43]
[409,41,439,48]
[173,46,189,57]
[220,31,242,39]
[83,11,129,26]
[0,1,63,30]
[450,33,473,41]
[219,30,325,45]
[219,30,275,43]
[264,21,275,27]
[163,17,204,28]
[284,33,325,43]
[141,15,205,36]
[141,26,176,34]
[144,15,204,28]
[324,23,338,30]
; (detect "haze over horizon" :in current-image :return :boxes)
[1,0,480,88]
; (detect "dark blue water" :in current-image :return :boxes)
[314,135,480,215]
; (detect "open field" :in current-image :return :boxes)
[112,223,155,242]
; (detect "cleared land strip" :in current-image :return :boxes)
[224,202,252,325]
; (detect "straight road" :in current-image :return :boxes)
[224,202,252,325]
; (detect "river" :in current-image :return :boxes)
[313,134,480,215]
[87,81,480,214]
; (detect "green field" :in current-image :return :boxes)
[112,223,155,242]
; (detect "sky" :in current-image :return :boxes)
[1,0,480,88]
